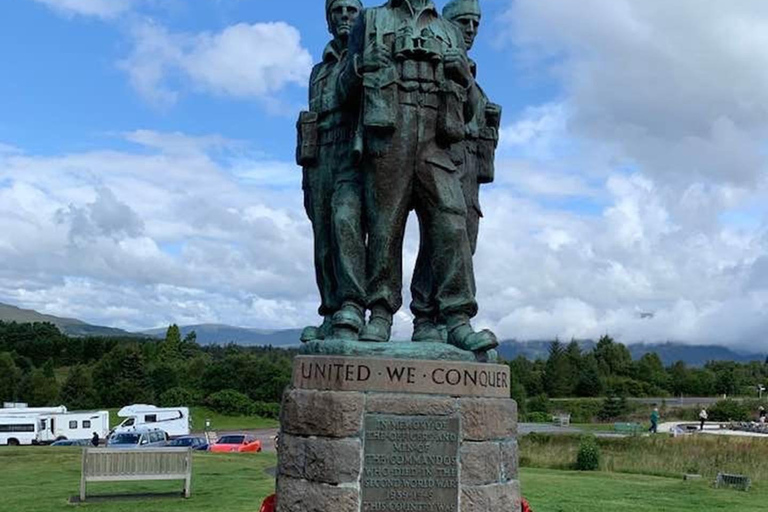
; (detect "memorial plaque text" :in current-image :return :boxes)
[362,415,459,512]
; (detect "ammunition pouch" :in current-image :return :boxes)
[476,103,502,184]
[362,67,399,131]
[296,111,319,167]
[437,83,466,146]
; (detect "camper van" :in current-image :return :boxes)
[113,405,190,438]
[0,415,39,446]
[0,406,67,415]
[36,411,110,444]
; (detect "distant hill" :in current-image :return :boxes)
[497,339,765,366]
[0,302,140,338]
[143,324,303,347]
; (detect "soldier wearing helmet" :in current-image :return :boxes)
[297,0,366,342]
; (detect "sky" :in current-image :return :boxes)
[2,0,768,349]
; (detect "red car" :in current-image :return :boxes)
[210,434,262,453]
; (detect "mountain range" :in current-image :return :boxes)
[1,301,765,366]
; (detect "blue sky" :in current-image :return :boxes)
[2,0,768,348]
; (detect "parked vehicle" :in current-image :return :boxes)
[113,405,190,438]
[36,411,110,444]
[210,434,262,453]
[166,436,208,451]
[107,427,169,449]
[51,439,92,447]
[0,415,39,446]
[0,406,67,416]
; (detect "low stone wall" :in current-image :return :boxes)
[275,356,519,512]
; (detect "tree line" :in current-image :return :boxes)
[0,321,293,418]
[508,335,768,406]
[3,321,768,419]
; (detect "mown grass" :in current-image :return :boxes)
[1,448,765,511]
[521,433,768,480]
[106,407,278,432]
[0,448,276,512]
[522,467,768,512]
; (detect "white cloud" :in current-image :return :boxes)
[120,21,313,106]
[0,131,317,331]
[32,0,138,19]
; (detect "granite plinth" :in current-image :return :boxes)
[301,339,498,363]
[275,355,520,512]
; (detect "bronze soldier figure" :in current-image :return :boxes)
[340,0,498,352]
[409,0,502,344]
[298,0,367,342]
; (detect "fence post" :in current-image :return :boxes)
[80,448,88,502]
[184,449,192,498]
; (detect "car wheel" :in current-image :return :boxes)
[8,439,20,447]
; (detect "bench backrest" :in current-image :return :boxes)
[83,448,191,480]
[716,472,751,491]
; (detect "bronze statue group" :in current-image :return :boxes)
[297,0,501,354]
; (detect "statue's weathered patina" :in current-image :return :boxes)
[410,0,502,343]
[298,0,367,343]
[298,0,500,356]
[280,6,520,510]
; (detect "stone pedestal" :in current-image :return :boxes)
[275,355,520,512]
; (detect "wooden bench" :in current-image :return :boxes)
[552,414,571,427]
[715,472,751,491]
[613,422,642,435]
[80,448,192,502]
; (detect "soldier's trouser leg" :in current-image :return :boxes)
[364,129,416,316]
[303,161,338,317]
[332,149,366,309]
[409,229,436,319]
[414,148,478,320]
[461,156,482,257]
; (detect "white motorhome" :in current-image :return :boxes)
[114,405,190,438]
[0,415,39,446]
[0,406,67,415]
[36,411,110,444]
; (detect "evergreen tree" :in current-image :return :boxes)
[544,341,575,397]
[575,354,604,397]
[60,365,98,410]
[0,352,21,403]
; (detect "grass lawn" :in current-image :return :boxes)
[2,448,766,511]
[523,468,767,512]
[0,448,277,512]
[106,407,278,432]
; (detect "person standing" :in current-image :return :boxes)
[649,406,659,434]
[699,408,708,431]
[340,0,498,352]
[410,0,502,343]
[297,0,367,342]
[91,432,100,447]
[759,406,766,424]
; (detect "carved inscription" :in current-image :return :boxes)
[293,356,511,398]
[362,415,459,512]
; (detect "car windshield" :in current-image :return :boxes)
[217,435,244,445]
[111,433,140,445]
[169,438,194,446]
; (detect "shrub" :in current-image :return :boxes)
[522,412,551,423]
[206,389,255,416]
[598,396,628,421]
[575,435,601,471]
[159,387,202,407]
[251,401,280,420]
[708,400,750,422]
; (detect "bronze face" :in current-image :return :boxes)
[329,0,361,39]
[453,14,480,51]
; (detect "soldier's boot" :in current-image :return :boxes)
[411,316,444,343]
[447,315,499,353]
[300,315,333,343]
[332,302,366,340]
[360,305,392,343]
